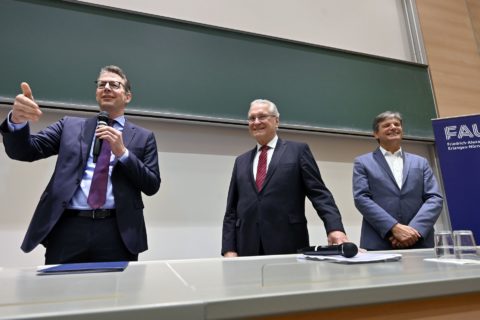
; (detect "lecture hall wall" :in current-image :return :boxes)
[416,0,480,118]
[0,0,457,267]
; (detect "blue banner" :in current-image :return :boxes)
[432,114,480,241]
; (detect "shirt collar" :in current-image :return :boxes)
[257,135,278,151]
[379,146,402,157]
[112,115,125,128]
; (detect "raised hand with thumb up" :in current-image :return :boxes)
[11,82,43,124]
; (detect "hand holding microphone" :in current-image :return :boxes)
[298,242,359,258]
[92,111,110,163]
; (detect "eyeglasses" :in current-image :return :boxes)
[248,114,276,123]
[95,80,125,91]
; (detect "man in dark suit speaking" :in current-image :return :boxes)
[222,99,348,257]
[0,65,160,264]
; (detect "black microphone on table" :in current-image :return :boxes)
[92,111,110,163]
[298,242,359,258]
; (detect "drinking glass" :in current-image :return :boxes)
[434,231,455,259]
[453,230,479,260]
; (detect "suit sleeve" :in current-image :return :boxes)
[300,145,345,234]
[0,117,62,162]
[408,159,443,237]
[116,131,160,196]
[352,157,399,238]
[221,160,239,255]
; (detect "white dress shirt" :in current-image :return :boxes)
[380,146,403,189]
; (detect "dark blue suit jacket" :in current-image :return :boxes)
[0,115,160,254]
[353,148,443,250]
[222,139,345,256]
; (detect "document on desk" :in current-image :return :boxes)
[37,261,129,275]
[298,252,402,264]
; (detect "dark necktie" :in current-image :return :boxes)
[87,135,111,209]
[256,145,269,191]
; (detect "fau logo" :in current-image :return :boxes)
[444,124,480,140]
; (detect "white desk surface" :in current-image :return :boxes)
[1,249,479,320]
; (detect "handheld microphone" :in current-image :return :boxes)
[298,242,358,258]
[92,111,109,163]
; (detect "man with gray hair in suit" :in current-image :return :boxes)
[353,111,443,250]
[222,99,348,257]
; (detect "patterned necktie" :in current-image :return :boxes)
[87,136,111,209]
[256,145,269,191]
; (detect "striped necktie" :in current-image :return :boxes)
[256,145,269,191]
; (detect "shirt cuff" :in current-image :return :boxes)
[7,111,27,131]
[118,149,129,162]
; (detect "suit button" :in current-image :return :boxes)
[62,201,67,208]
[76,179,81,185]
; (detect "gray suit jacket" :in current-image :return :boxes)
[352,148,443,250]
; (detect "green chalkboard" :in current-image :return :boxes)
[0,0,436,139]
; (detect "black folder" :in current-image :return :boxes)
[37,261,128,275]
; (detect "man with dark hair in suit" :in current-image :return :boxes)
[222,99,348,257]
[0,65,161,264]
[353,111,443,250]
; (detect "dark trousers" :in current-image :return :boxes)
[44,214,138,265]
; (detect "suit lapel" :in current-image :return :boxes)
[247,146,258,192]
[111,119,136,172]
[121,120,136,149]
[81,117,97,163]
[401,152,411,187]
[373,148,399,189]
